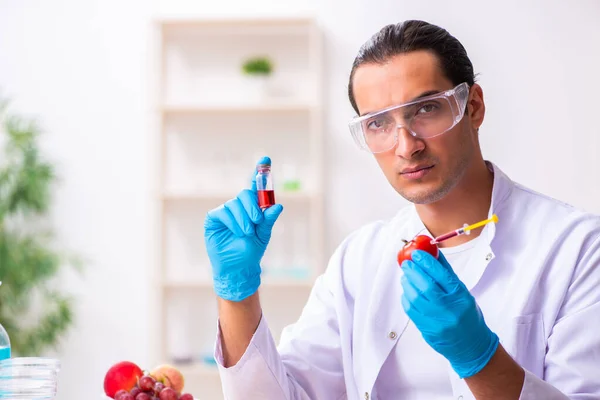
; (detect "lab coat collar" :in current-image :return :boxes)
[483,160,514,244]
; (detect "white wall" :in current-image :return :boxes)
[0,1,154,398]
[1,0,599,398]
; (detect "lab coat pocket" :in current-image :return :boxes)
[499,313,546,378]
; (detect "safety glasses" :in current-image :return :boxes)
[348,82,470,153]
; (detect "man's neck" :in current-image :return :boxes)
[415,159,494,248]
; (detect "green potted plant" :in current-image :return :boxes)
[240,56,274,99]
[242,56,273,76]
[0,95,83,357]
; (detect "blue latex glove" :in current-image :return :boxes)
[400,249,499,378]
[204,156,283,301]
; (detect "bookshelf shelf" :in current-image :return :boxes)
[153,16,324,399]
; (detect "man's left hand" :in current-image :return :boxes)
[400,249,499,379]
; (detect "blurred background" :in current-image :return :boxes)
[0,0,599,398]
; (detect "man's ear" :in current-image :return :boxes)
[467,83,485,130]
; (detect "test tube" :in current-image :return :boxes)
[256,163,276,209]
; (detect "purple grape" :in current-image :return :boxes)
[154,382,166,394]
[158,388,178,400]
[138,376,155,392]
[135,393,151,400]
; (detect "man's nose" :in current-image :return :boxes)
[394,126,425,158]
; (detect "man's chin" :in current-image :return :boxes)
[396,184,447,205]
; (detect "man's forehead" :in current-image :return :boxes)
[353,51,450,115]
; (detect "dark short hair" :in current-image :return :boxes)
[348,20,476,114]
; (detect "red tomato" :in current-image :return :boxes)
[397,234,439,265]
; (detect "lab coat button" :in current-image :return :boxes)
[388,331,397,340]
[457,396,464,400]
[364,392,369,400]
[485,253,493,261]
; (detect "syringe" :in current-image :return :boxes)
[430,214,499,245]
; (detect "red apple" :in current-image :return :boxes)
[397,234,439,265]
[104,361,144,398]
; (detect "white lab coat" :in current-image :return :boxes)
[215,161,600,399]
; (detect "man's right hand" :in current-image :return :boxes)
[204,156,283,302]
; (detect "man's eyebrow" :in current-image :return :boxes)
[411,89,443,101]
[360,89,444,116]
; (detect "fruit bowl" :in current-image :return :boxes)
[103,361,197,400]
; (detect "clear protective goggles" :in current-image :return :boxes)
[348,82,470,153]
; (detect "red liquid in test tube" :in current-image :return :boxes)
[258,190,276,209]
[256,162,275,209]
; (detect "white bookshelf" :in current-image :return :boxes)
[153,16,325,399]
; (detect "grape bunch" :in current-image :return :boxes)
[113,374,194,400]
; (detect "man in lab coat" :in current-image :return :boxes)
[204,20,600,399]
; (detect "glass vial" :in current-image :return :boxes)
[256,163,276,209]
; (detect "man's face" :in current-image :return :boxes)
[352,50,482,204]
